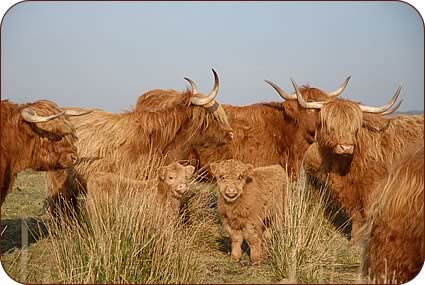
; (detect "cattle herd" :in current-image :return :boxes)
[0,69,423,283]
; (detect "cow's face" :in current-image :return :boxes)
[36,136,78,170]
[199,103,234,147]
[22,100,78,170]
[317,100,363,156]
[284,87,332,142]
[158,162,195,198]
[210,159,253,203]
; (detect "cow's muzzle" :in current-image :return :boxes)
[333,144,355,155]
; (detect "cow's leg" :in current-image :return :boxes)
[245,225,264,265]
[224,223,243,262]
[46,168,79,218]
[350,211,364,245]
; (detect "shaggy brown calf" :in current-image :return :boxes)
[361,145,424,284]
[299,80,424,242]
[86,162,195,216]
[46,70,233,213]
[184,77,350,178]
[0,99,85,207]
[210,159,287,264]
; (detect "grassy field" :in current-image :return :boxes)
[1,168,362,284]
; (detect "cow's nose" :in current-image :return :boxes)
[334,144,354,155]
[228,131,234,140]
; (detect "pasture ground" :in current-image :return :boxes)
[1,169,362,283]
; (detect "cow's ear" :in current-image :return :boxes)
[362,114,389,132]
[185,165,195,178]
[209,163,219,177]
[283,101,299,121]
[158,167,166,181]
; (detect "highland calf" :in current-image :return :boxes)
[361,145,424,284]
[0,99,87,207]
[299,79,424,242]
[210,159,287,264]
[47,70,233,214]
[86,162,195,216]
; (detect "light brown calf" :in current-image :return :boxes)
[210,159,287,264]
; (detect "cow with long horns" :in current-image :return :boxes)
[145,76,351,178]
[0,99,88,207]
[299,80,424,242]
[46,70,234,213]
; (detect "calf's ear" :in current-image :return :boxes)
[244,164,254,183]
[158,167,166,181]
[185,165,195,177]
[209,163,219,177]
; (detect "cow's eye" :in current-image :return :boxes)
[169,176,174,180]
[219,175,225,179]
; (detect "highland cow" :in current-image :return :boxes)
[298,79,424,243]
[361,145,424,284]
[210,159,287,264]
[171,77,351,178]
[86,162,195,216]
[0,99,89,207]
[46,70,229,215]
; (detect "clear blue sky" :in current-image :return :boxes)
[1,1,423,112]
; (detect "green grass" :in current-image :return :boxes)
[1,168,362,284]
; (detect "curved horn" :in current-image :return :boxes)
[265,80,297,100]
[64,109,93,116]
[291,78,325,109]
[191,69,220,106]
[21,108,64,123]
[382,99,403,115]
[184,77,200,94]
[328,76,351,97]
[359,86,402,114]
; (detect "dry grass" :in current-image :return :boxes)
[44,155,211,283]
[266,171,362,283]
[2,161,364,284]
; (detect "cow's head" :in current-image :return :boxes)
[134,70,233,158]
[265,77,351,143]
[158,162,195,198]
[184,69,234,147]
[291,79,401,156]
[210,159,253,203]
[18,100,90,170]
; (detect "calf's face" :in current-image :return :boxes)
[210,159,253,203]
[158,162,195,197]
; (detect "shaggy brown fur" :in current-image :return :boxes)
[361,145,424,284]
[1,100,77,207]
[183,86,336,179]
[47,88,231,213]
[86,162,195,216]
[210,159,287,264]
[303,98,424,242]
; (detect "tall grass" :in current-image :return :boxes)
[266,171,361,283]
[45,155,208,283]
